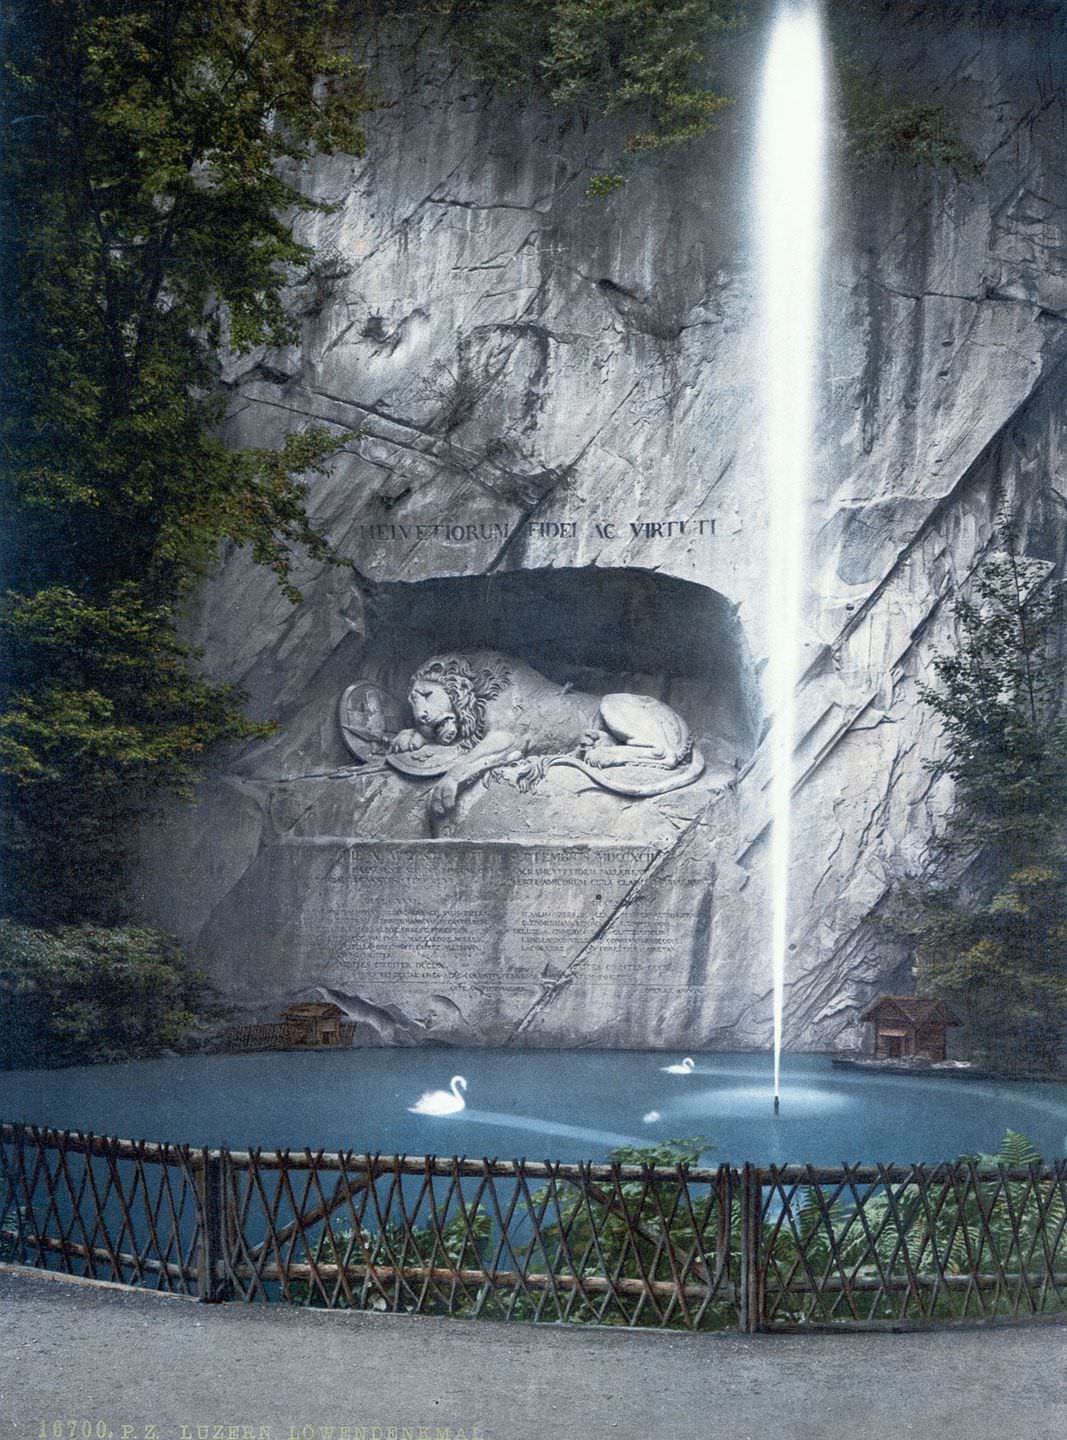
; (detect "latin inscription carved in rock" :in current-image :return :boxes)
[310,843,707,993]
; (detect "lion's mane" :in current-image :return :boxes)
[409,654,511,749]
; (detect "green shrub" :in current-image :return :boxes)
[376,1,746,175]
[838,60,980,176]
[0,919,222,1069]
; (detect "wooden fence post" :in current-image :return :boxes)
[714,1163,732,1294]
[1,1123,29,1267]
[739,1163,763,1333]
[196,1148,231,1303]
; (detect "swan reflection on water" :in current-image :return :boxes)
[445,1110,651,1152]
[403,1086,653,1151]
[662,1057,695,1075]
[408,1075,467,1116]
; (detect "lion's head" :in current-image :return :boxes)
[407,654,510,749]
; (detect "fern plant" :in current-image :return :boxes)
[767,1130,1067,1324]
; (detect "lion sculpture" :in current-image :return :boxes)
[386,651,705,823]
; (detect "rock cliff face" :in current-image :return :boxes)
[134,2,1067,1050]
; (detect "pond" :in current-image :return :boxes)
[2,1050,1066,1165]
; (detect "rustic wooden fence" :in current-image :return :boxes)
[3,1122,1066,1331]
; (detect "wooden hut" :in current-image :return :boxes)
[861,995,961,1061]
[280,1001,346,1048]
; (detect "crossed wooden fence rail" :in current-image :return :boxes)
[3,1122,1066,1331]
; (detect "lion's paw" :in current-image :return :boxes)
[515,759,545,793]
[389,728,425,754]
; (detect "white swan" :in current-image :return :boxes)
[661,1057,695,1075]
[642,1110,661,1124]
[408,1075,467,1116]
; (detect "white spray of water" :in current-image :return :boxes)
[755,1,828,1109]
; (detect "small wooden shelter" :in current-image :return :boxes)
[281,1001,346,1048]
[861,995,961,1061]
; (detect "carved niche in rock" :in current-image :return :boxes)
[340,650,706,830]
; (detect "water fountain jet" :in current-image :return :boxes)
[755,0,829,1114]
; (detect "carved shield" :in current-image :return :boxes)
[338,681,405,763]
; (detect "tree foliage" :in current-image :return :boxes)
[826,0,980,178]
[837,59,980,177]
[373,0,747,187]
[0,586,271,920]
[437,0,979,187]
[920,537,1067,864]
[0,919,223,1068]
[1,1,371,922]
[900,531,1067,1070]
[463,0,743,153]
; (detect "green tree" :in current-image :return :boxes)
[1,1,371,921]
[0,919,224,1068]
[901,530,1067,1070]
[921,535,1067,866]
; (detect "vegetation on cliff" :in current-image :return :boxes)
[372,2,978,188]
[360,0,748,194]
[900,531,1067,1071]
[836,60,979,177]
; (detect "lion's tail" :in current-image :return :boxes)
[545,749,707,798]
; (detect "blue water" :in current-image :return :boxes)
[1,1051,1065,1166]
